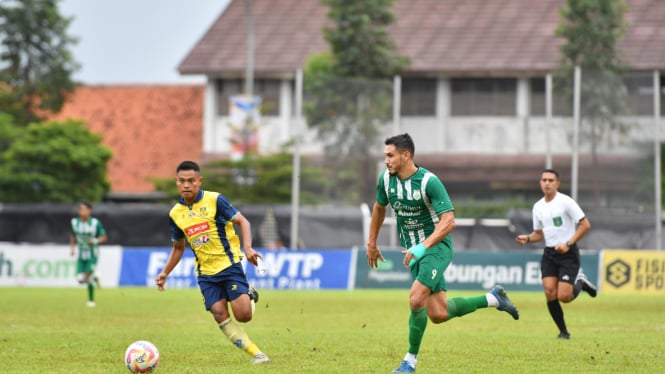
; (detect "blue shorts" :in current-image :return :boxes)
[197,262,250,311]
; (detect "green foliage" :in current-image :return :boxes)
[0,119,112,202]
[557,0,627,69]
[555,0,630,123]
[1,288,664,373]
[555,0,631,206]
[322,0,409,78]
[0,112,21,153]
[152,152,328,205]
[0,0,79,125]
[303,0,408,204]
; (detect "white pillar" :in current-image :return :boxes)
[393,75,401,135]
[517,77,530,152]
[203,79,218,154]
[279,79,292,147]
[436,78,450,152]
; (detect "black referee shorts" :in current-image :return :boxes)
[540,245,580,285]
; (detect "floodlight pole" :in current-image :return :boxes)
[290,69,303,250]
[244,0,254,96]
[571,66,581,201]
[655,70,662,250]
[545,74,553,168]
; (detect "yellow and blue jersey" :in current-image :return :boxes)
[169,190,243,276]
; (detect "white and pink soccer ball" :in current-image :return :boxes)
[124,340,160,373]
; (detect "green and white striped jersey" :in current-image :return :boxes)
[71,217,105,260]
[376,167,454,249]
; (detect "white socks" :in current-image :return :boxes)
[486,292,499,307]
[404,353,417,368]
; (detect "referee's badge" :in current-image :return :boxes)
[553,216,563,227]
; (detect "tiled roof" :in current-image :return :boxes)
[52,85,204,193]
[179,0,665,77]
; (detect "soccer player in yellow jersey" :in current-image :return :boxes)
[155,160,269,365]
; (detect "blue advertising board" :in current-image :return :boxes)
[120,247,198,288]
[245,249,353,290]
[119,248,354,290]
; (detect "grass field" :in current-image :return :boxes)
[1,287,663,373]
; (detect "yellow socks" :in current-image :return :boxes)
[219,318,260,356]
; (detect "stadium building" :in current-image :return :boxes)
[178,0,665,204]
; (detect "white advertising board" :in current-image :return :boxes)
[0,243,122,287]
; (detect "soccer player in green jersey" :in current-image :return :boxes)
[70,202,107,307]
[366,133,520,373]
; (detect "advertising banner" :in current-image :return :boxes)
[354,247,599,291]
[0,243,122,287]
[246,250,353,290]
[601,250,665,294]
[120,248,354,290]
[120,247,197,288]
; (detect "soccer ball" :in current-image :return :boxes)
[124,340,160,373]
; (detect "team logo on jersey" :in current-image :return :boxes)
[552,216,563,227]
[199,207,208,217]
[413,190,421,200]
[185,222,210,236]
[192,234,210,247]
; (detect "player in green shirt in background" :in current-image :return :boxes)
[366,133,520,373]
[70,202,107,307]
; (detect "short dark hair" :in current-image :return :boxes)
[80,201,92,210]
[177,160,200,173]
[542,168,560,179]
[385,133,415,156]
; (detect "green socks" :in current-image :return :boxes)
[447,295,488,320]
[406,295,491,354]
[87,281,94,302]
[408,308,428,355]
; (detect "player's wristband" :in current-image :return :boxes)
[407,243,427,267]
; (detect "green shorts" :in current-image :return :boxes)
[77,258,97,274]
[410,243,453,292]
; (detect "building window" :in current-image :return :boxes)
[531,73,665,117]
[216,79,280,116]
[451,78,516,116]
[254,79,280,116]
[401,78,436,116]
[623,72,657,116]
[529,77,573,116]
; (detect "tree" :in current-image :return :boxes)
[323,0,408,79]
[152,150,328,205]
[303,0,408,204]
[0,119,112,203]
[0,0,79,125]
[555,0,630,206]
